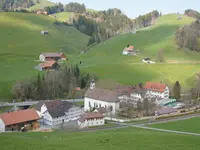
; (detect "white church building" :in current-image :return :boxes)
[84,80,120,115]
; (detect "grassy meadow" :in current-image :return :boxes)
[0,127,200,150]
[150,117,200,134]
[73,14,200,88]
[0,12,89,100]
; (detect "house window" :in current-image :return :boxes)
[89,101,91,107]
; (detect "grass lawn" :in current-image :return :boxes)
[72,14,200,89]
[52,12,73,22]
[149,117,200,134]
[0,127,200,150]
[0,12,89,100]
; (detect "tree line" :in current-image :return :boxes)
[71,8,134,45]
[12,65,94,100]
[134,10,161,28]
[185,9,200,20]
[0,0,34,11]
[176,20,200,51]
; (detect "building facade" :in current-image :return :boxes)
[36,100,83,126]
[144,82,169,99]
[39,53,66,62]
[78,112,105,128]
[84,81,120,115]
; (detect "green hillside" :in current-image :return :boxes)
[0,12,89,100]
[28,0,55,11]
[0,128,199,150]
[52,12,73,22]
[74,14,200,88]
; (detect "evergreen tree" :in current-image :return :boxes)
[172,81,181,99]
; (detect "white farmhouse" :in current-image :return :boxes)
[78,112,105,128]
[84,81,120,115]
[35,100,83,126]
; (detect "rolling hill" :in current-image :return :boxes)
[74,14,200,89]
[28,0,55,11]
[0,128,199,150]
[0,12,89,100]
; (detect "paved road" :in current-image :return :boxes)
[68,114,200,136]
[0,99,84,107]
[132,125,200,136]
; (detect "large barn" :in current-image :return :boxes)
[39,53,67,62]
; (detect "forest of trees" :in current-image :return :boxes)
[0,0,34,11]
[134,10,161,28]
[185,9,200,20]
[12,65,94,100]
[72,8,134,45]
[44,3,64,14]
[176,20,200,51]
[65,2,86,13]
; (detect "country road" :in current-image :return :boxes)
[69,114,200,137]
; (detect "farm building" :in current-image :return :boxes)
[78,112,105,128]
[34,100,84,126]
[39,53,67,61]
[35,61,59,71]
[37,11,48,15]
[122,45,136,55]
[155,107,178,116]
[0,109,40,132]
[41,31,49,35]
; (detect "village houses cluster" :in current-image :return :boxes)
[35,53,67,71]
[0,78,178,133]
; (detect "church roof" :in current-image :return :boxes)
[84,88,119,102]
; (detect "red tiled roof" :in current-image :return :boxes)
[40,61,56,68]
[144,82,167,93]
[0,109,40,126]
[78,112,104,122]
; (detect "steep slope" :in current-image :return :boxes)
[75,14,200,88]
[0,12,89,99]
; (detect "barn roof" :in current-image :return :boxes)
[0,109,40,126]
[40,61,57,68]
[78,112,104,123]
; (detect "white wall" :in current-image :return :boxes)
[43,111,53,126]
[84,97,119,114]
[78,117,105,128]
[39,54,45,61]
[0,119,5,133]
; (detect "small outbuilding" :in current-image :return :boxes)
[41,31,49,35]
[155,107,178,116]
[78,112,105,128]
